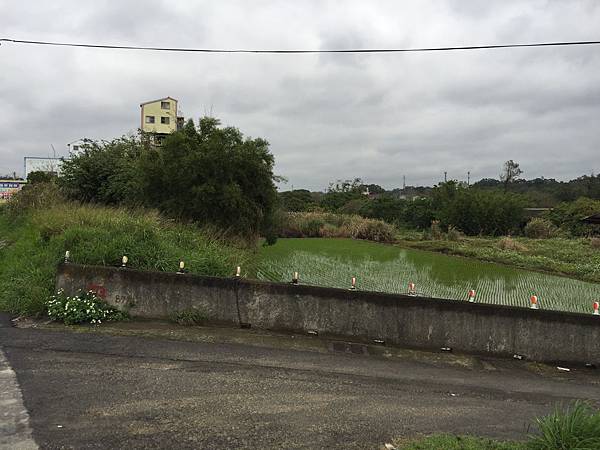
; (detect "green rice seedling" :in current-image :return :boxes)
[258,238,600,314]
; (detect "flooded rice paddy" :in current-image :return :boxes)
[257,238,600,314]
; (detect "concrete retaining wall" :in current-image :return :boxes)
[55,263,600,365]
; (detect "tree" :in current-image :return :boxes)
[59,137,143,204]
[58,117,279,243]
[279,189,316,212]
[361,183,385,195]
[27,170,57,184]
[545,197,600,236]
[359,196,404,223]
[137,117,279,242]
[500,160,523,192]
[327,178,363,193]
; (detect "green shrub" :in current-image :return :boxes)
[546,197,600,237]
[46,290,127,325]
[281,212,396,243]
[523,218,557,239]
[352,219,395,242]
[440,186,526,236]
[304,218,325,237]
[59,119,280,242]
[170,309,207,326]
[528,401,600,450]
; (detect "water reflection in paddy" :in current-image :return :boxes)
[258,238,600,314]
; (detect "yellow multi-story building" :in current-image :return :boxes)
[140,97,183,141]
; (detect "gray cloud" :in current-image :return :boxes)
[1,1,599,190]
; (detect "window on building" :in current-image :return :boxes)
[161,101,170,110]
[161,116,170,125]
[145,116,155,124]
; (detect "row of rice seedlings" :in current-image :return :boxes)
[257,251,600,314]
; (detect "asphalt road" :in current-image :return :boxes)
[1,316,599,449]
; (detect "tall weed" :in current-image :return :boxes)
[280,212,396,242]
[0,197,248,315]
[528,401,600,450]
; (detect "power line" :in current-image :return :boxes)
[1,38,600,54]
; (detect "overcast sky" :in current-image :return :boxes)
[1,1,599,190]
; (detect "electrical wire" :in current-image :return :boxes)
[1,38,600,54]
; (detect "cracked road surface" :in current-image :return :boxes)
[1,317,599,449]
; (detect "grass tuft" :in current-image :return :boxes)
[170,309,207,326]
[527,401,600,450]
[280,211,396,242]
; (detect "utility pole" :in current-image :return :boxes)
[467,171,470,186]
[444,171,447,183]
[402,175,406,190]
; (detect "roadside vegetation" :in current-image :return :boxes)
[47,290,128,325]
[0,184,248,316]
[1,116,277,317]
[395,401,600,450]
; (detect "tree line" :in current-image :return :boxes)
[279,160,600,237]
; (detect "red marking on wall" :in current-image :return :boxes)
[87,283,107,298]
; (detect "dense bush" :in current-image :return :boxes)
[358,196,404,223]
[27,170,57,185]
[358,183,525,236]
[138,118,279,241]
[434,182,526,236]
[59,137,142,205]
[523,218,557,239]
[278,189,317,212]
[359,196,436,230]
[528,401,600,450]
[59,118,279,242]
[545,197,600,237]
[280,212,396,242]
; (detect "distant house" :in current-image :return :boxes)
[140,97,184,144]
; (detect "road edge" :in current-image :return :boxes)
[0,312,38,450]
